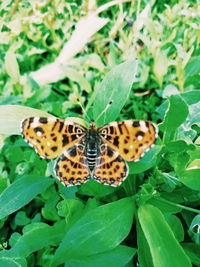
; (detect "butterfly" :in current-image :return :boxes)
[21,117,158,187]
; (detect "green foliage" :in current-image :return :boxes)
[93,60,138,126]
[138,204,192,267]
[0,1,199,266]
[0,175,53,219]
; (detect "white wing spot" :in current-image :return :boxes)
[125,120,133,125]
[110,121,118,126]
[47,142,51,146]
[48,117,57,122]
[140,121,148,132]
[31,118,40,128]
[130,145,133,149]
[138,136,143,141]
[37,131,42,136]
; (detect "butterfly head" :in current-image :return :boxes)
[89,121,97,130]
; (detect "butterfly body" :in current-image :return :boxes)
[84,123,101,170]
[21,117,158,187]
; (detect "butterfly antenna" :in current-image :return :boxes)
[76,97,91,122]
[95,100,113,122]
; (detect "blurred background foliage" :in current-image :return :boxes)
[0,0,200,266]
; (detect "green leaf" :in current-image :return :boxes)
[0,175,53,219]
[57,199,85,225]
[0,105,55,135]
[64,67,91,93]
[93,60,139,126]
[0,257,26,267]
[184,56,200,81]
[182,243,200,266]
[5,51,20,83]
[78,180,116,197]
[189,214,200,244]
[179,169,200,190]
[0,221,66,258]
[137,220,154,267]
[164,214,184,242]
[160,95,188,133]
[162,84,179,98]
[160,187,200,204]
[53,197,135,266]
[159,95,189,143]
[147,197,181,214]
[129,145,162,174]
[9,232,21,247]
[181,90,200,105]
[63,245,136,267]
[14,211,31,226]
[138,204,192,267]
[153,49,169,87]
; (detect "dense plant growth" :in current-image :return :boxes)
[0,1,199,266]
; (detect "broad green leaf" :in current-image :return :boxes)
[182,243,200,266]
[181,90,200,105]
[187,102,200,127]
[157,91,200,121]
[176,101,200,142]
[0,105,85,135]
[0,175,53,219]
[160,95,188,133]
[63,245,136,267]
[138,204,192,267]
[147,197,181,214]
[0,221,66,258]
[93,60,139,126]
[53,197,135,266]
[179,169,200,190]
[0,105,55,135]
[0,257,26,267]
[129,145,161,174]
[137,220,153,267]
[185,56,200,81]
[165,140,192,153]
[161,187,200,204]
[164,214,184,242]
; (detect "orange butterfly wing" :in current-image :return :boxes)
[55,144,90,186]
[93,144,128,187]
[21,117,87,159]
[98,120,158,162]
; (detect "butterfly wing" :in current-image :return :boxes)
[55,144,90,186]
[21,117,87,159]
[98,120,158,162]
[93,144,128,187]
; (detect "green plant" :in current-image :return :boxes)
[0,1,200,266]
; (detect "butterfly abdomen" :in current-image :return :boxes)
[86,148,97,169]
[85,128,100,170]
